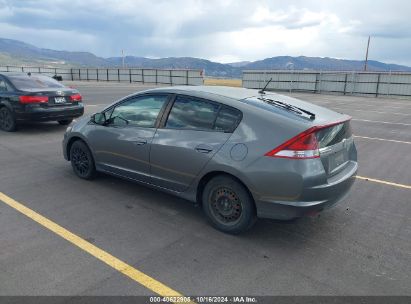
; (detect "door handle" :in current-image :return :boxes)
[195,145,213,154]
[133,139,147,145]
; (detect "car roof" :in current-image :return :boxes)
[0,72,29,77]
[143,85,346,126]
[0,72,48,78]
[149,85,259,100]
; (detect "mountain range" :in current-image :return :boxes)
[1,38,410,78]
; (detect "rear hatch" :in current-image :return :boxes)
[243,92,355,177]
[316,120,354,177]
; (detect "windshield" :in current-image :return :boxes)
[8,75,65,90]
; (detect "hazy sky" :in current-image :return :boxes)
[0,0,410,65]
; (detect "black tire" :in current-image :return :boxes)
[202,175,257,234]
[0,107,17,132]
[58,119,73,125]
[69,140,96,180]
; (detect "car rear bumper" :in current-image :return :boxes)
[15,103,84,122]
[255,161,358,220]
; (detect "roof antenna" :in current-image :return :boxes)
[259,78,272,94]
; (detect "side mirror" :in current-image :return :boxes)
[91,112,107,125]
[52,75,63,81]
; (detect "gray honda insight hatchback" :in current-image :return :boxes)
[63,86,357,234]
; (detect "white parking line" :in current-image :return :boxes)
[351,119,411,126]
[332,107,411,116]
[354,135,411,145]
[85,104,105,107]
[311,100,411,110]
[297,95,411,106]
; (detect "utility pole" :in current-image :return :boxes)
[364,36,370,71]
[122,49,125,68]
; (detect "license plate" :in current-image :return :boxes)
[328,150,347,173]
[54,97,66,104]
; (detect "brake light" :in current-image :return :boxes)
[265,127,320,159]
[265,119,351,159]
[19,96,48,104]
[70,94,82,102]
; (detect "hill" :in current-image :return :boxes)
[1,38,410,77]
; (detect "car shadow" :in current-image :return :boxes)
[80,170,339,251]
[14,122,69,134]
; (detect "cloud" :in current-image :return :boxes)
[0,0,410,65]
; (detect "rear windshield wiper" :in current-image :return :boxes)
[257,97,316,120]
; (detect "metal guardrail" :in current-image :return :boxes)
[0,66,204,86]
[242,70,411,98]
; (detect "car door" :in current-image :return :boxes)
[86,94,169,183]
[150,95,241,192]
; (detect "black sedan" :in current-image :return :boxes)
[0,72,84,131]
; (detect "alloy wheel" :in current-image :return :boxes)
[0,108,13,131]
[71,147,90,177]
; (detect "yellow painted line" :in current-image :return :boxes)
[355,176,411,190]
[0,192,188,300]
[354,135,411,145]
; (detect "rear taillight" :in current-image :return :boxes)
[265,119,351,159]
[19,96,49,104]
[70,93,82,102]
[265,127,320,159]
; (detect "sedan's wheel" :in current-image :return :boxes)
[0,107,17,132]
[69,140,96,180]
[202,175,256,234]
[58,119,73,125]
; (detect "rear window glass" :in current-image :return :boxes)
[316,121,352,148]
[242,97,315,120]
[8,75,65,90]
[242,97,280,114]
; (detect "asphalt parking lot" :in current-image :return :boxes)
[0,81,410,297]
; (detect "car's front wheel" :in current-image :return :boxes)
[0,107,17,132]
[69,140,96,180]
[202,175,256,234]
[58,119,73,125]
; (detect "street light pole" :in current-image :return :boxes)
[364,36,370,71]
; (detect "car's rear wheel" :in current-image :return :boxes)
[58,119,73,125]
[202,175,256,234]
[0,107,17,132]
[69,140,96,180]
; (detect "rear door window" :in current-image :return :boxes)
[165,96,219,131]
